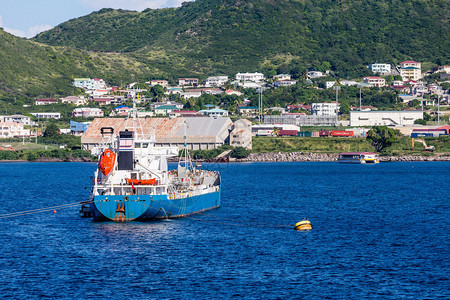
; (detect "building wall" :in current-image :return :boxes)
[350,111,423,126]
[311,103,338,116]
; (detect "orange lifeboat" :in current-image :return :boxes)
[98,149,116,176]
[126,178,156,185]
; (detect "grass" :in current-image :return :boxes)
[252,136,450,155]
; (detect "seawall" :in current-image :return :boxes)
[236,152,450,162]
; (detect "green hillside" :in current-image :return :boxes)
[34,0,449,78]
[0,29,158,108]
[0,0,448,103]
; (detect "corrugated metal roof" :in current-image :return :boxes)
[81,117,232,145]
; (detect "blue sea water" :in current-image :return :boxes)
[0,161,448,299]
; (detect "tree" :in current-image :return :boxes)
[150,85,165,101]
[43,123,60,138]
[414,119,427,125]
[366,126,398,152]
[340,102,350,114]
[230,147,251,159]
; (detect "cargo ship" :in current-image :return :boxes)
[338,152,379,164]
[88,119,221,222]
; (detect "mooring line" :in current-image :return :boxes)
[0,201,93,219]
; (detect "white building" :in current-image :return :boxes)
[151,101,184,110]
[205,76,229,87]
[2,115,31,125]
[92,89,109,98]
[35,99,58,105]
[235,72,265,82]
[307,71,325,78]
[31,112,61,120]
[178,78,199,86]
[0,122,30,138]
[72,108,104,118]
[60,96,87,106]
[73,78,107,90]
[149,80,169,87]
[274,80,297,87]
[340,80,359,87]
[238,82,263,89]
[180,91,202,99]
[199,108,229,117]
[350,111,423,126]
[399,61,422,81]
[363,77,386,87]
[369,63,391,75]
[311,102,339,116]
[325,81,336,89]
[273,74,291,81]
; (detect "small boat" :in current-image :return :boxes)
[125,178,156,185]
[338,152,379,164]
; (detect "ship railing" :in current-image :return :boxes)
[95,183,168,196]
[167,185,220,200]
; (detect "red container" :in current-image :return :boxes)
[331,130,354,137]
[278,130,298,136]
[319,130,331,137]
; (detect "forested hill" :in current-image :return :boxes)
[0,29,156,102]
[34,0,449,78]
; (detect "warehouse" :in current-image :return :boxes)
[81,117,233,152]
[350,111,423,126]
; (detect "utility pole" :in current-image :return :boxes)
[437,95,440,126]
[359,86,362,111]
[258,87,263,125]
[333,85,340,126]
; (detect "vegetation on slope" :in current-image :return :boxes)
[0,29,156,108]
[34,0,449,78]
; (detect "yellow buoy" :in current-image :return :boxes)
[294,220,312,231]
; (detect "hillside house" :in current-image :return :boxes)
[60,96,87,106]
[73,78,107,90]
[273,74,291,81]
[72,108,104,118]
[2,115,31,125]
[31,113,61,119]
[369,63,391,75]
[238,106,259,117]
[178,78,199,86]
[274,80,297,87]
[154,105,178,116]
[205,76,229,87]
[399,61,422,81]
[363,77,386,87]
[35,98,58,105]
[199,108,229,117]
[0,122,30,138]
[149,80,169,87]
[235,72,265,82]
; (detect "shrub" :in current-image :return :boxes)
[230,147,251,159]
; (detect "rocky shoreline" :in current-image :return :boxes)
[2,152,449,163]
[235,152,450,162]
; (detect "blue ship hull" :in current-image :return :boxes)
[91,191,220,221]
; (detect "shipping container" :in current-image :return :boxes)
[331,130,354,137]
[278,130,298,136]
[411,133,434,138]
[319,130,331,137]
[411,129,446,138]
[298,131,313,137]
